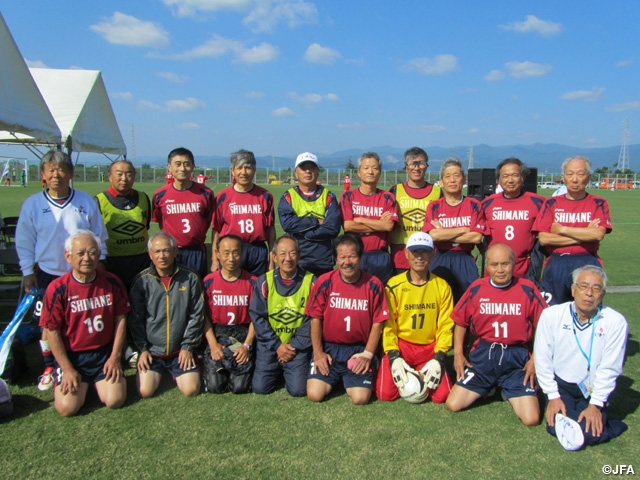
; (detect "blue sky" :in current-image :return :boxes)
[1,1,639,161]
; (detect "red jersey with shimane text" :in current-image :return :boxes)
[213,185,274,243]
[152,182,215,248]
[203,270,256,325]
[451,276,547,349]
[481,191,544,278]
[340,188,398,251]
[40,270,130,352]
[532,193,612,256]
[422,196,485,253]
[305,269,389,345]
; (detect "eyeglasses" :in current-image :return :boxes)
[406,161,427,169]
[574,282,604,294]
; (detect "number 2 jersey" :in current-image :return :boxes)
[451,276,547,349]
[40,270,130,352]
[213,184,275,244]
[305,269,389,345]
[151,182,215,248]
[203,270,257,326]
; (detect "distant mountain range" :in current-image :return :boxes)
[135,143,639,173]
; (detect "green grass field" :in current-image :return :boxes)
[0,182,638,479]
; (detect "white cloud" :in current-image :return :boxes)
[272,107,295,117]
[245,91,265,98]
[467,127,479,134]
[605,101,640,112]
[138,97,205,112]
[164,34,278,64]
[505,61,551,78]
[615,60,632,67]
[500,15,563,37]
[156,72,189,83]
[304,43,341,65]
[162,0,317,33]
[179,122,200,130]
[485,69,505,81]
[385,155,400,164]
[243,0,318,33]
[25,59,47,68]
[163,0,251,17]
[90,12,169,47]
[561,87,605,102]
[235,42,279,63]
[403,54,458,75]
[287,92,340,104]
[112,92,133,100]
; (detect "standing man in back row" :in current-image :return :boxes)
[341,152,398,285]
[278,152,342,277]
[481,157,544,283]
[95,160,151,291]
[213,149,276,277]
[152,147,215,278]
[532,156,611,305]
[16,150,108,391]
[390,147,441,273]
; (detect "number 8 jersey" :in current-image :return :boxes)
[40,271,131,352]
[451,277,547,349]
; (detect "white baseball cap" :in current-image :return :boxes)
[406,232,434,252]
[295,152,319,169]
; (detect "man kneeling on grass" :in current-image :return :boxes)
[40,231,129,416]
[129,232,204,398]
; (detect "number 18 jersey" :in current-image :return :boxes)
[213,185,274,243]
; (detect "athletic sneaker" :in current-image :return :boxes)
[37,366,55,391]
[124,347,139,368]
[555,413,584,451]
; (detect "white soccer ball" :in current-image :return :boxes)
[398,369,429,404]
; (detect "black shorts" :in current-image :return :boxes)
[54,344,112,385]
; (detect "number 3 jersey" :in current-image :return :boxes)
[305,269,389,345]
[451,277,547,349]
[203,270,257,326]
[40,271,130,352]
[151,182,216,248]
[213,185,275,244]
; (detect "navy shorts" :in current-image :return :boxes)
[105,253,150,291]
[54,344,112,385]
[252,344,310,397]
[456,339,536,399]
[540,253,601,306]
[177,247,207,278]
[33,270,59,322]
[308,342,376,390]
[428,250,478,303]
[361,250,393,285]
[242,242,269,277]
[149,353,199,378]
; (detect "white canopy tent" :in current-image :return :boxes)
[28,68,127,158]
[0,12,61,146]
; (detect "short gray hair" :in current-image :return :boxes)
[572,265,607,291]
[148,231,177,251]
[358,152,381,169]
[64,230,101,254]
[440,156,463,179]
[41,150,73,172]
[562,155,592,175]
[230,149,256,169]
[271,234,300,254]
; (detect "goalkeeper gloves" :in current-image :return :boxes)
[388,350,411,389]
[420,351,446,390]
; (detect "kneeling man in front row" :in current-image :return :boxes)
[445,244,547,425]
[40,230,129,416]
[129,232,204,397]
[534,265,628,450]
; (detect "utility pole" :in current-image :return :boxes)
[617,118,630,172]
